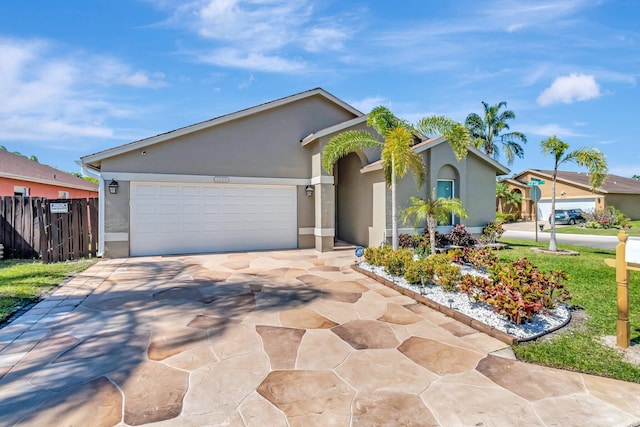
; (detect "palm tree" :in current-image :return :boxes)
[400,191,468,255]
[540,136,608,251]
[322,106,425,250]
[496,182,510,213]
[465,101,527,165]
[503,190,522,213]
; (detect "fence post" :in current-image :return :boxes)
[615,230,630,348]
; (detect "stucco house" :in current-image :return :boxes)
[0,150,98,199]
[81,88,509,258]
[502,169,640,221]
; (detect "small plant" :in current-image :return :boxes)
[583,206,629,229]
[481,221,505,243]
[447,224,476,247]
[433,263,462,292]
[384,248,414,277]
[398,233,419,249]
[364,245,393,267]
[423,229,450,249]
[415,239,430,258]
[496,212,518,223]
[404,258,435,285]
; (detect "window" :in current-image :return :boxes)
[13,186,29,197]
[58,191,70,199]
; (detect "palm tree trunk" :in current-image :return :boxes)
[428,215,436,255]
[391,157,398,250]
[549,171,558,251]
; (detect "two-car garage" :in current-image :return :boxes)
[129,182,298,256]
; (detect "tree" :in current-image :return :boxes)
[400,191,468,255]
[496,182,510,213]
[465,101,527,165]
[503,190,522,212]
[540,136,608,251]
[322,106,425,250]
[632,174,640,181]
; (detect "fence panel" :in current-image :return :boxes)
[0,197,99,262]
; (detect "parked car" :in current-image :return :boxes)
[549,209,586,225]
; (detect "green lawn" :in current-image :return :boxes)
[0,259,96,322]
[498,238,640,383]
[548,220,640,236]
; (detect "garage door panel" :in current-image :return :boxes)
[131,182,298,256]
[538,198,596,220]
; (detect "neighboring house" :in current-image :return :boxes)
[502,169,640,221]
[81,88,509,258]
[0,150,98,199]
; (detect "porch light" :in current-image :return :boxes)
[305,185,314,197]
[108,179,119,195]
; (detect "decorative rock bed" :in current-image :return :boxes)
[353,261,571,345]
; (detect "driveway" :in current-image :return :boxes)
[0,249,639,426]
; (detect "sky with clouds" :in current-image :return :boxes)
[1,0,638,178]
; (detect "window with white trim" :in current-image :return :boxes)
[14,186,29,197]
[58,191,70,199]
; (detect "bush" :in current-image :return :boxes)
[481,221,505,243]
[496,212,518,223]
[448,224,476,247]
[384,248,414,277]
[364,245,393,267]
[404,258,435,285]
[477,258,571,324]
[433,263,462,292]
[583,206,629,229]
[398,233,419,249]
[423,229,450,248]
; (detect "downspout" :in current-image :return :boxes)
[76,160,105,257]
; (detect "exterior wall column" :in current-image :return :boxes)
[311,153,334,252]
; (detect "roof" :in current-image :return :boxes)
[82,88,363,169]
[300,116,367,146]
[360,136,511,175]
[0,150,98,191]
[513,169,640,194]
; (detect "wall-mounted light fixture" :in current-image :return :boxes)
[305,185,314,197]
[108,179,119,195]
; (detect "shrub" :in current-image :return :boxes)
[423,229,450,248]
[481,221,505,243]
[583,206,629,229]
[459,274,492,300]
[496,212,518,223]
[398,233,419,249]
[404,258,435,285]
[415,239,430,258]
[427,253,453,266]
[384,248,414,277]
[447,224,476,247]
[364,245,393,266]
[476,258,572,324]
[433,263,462,292]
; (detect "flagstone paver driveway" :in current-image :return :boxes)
[1,249,639,426]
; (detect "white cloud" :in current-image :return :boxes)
[0,37,164,142]
[348,96,388,114]
[152,0,352,73]
[525,123,585,137]
[608,165,640,178]
[537,73,601,106]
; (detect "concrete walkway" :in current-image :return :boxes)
[1,249,639,426]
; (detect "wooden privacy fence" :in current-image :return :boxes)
[0,196,98,263]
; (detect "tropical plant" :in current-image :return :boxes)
[503,190,522,212]
[400,190,468,255]
[322,106,425,250]
[465,101,527,165]
[496,182,510,214]
[632,174,640,181]
[540,136,608,251]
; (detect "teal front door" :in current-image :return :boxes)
[437,180,454,225]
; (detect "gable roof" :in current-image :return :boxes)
[0,150,98,191]
[360,136,510,175]
[512,169,640,194]
[300,116,368,146]
[82,88,363,169]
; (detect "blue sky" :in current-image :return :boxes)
[1,0,638,178]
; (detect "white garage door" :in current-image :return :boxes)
[130,182,297,256]
[537,198,596,221]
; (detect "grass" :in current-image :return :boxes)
[498,238,640,383]
[548,219,640,236]
[0,258,96,322]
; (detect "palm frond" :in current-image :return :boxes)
[322,130,382,173]
[417,116,470,161]
[568,147,608,190]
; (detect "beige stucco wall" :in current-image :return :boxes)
[604,194,640,219]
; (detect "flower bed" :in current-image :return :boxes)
[356,246,572,344]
